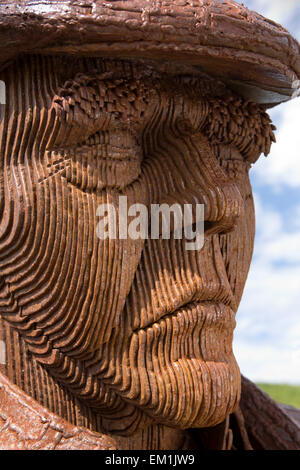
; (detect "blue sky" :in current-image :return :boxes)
[232,1,300,383]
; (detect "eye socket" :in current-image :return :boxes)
[209,143,249,180]
[220,158,249,180]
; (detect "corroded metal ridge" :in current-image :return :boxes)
[0,0,299,104]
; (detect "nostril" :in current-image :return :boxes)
[204,221,222,236]
[204,218,238,237]
[203,181,245,236]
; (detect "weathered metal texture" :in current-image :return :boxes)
[0,1,298,451]
[1,371,299,450]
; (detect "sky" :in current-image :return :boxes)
[232,1,300,384]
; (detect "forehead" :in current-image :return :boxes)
[1,54,230,101]
[0,54,275,166]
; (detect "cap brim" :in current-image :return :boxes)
[0,0,299,106]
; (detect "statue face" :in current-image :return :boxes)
[0,55,274,435]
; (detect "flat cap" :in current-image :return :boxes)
[0,0,299,105]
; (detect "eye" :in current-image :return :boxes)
[210,143,249,181]
[42,73,151,191]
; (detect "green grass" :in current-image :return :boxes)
[256,383,300,409]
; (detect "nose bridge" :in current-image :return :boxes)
[184,133,245,236]
[142,127,245,237]
[206,176,245,236]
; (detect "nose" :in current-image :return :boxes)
[143,131,244,239]
[194,135,245,236]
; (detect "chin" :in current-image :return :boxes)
[127,354,241,431]
[155,355,240,429]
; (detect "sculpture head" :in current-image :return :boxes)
[0,0,299,439]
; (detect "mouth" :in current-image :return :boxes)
[129,276,236,334]
[124,301,236,367]
[132,300,236,337]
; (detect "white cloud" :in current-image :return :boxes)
[254,197,300,263]
[242,0,300,26]
[233,194,300,384]
[252,99,300,189]
[234,341,300,384]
